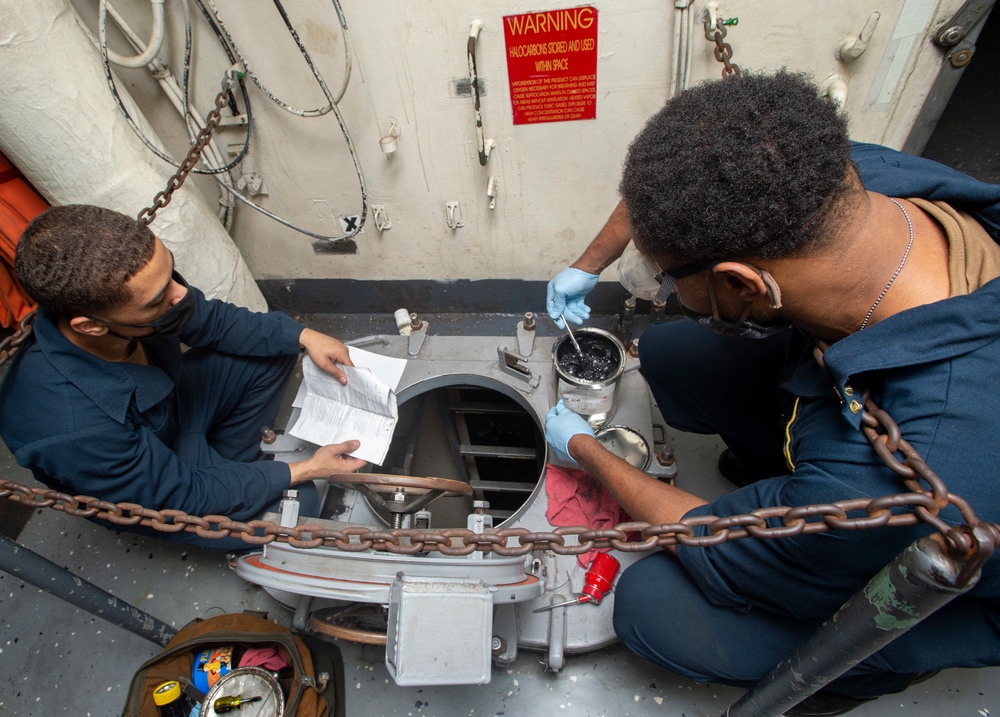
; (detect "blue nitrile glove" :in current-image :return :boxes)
[547,268,600,329]
[545,399,596,465]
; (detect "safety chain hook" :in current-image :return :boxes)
[136,69,243,226]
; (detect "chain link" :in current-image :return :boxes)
[1,278,995,565]
[0,311,36,368]
[3,392,995,557]
[136,74,239,227]
[1,340,996,558]
[705,18,740,77]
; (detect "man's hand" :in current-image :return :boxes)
[546,268,600,328]
[289,439,367,485]
[299,328,353,384]
[545,399,595,464]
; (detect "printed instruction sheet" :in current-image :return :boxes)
[288,346,407,465]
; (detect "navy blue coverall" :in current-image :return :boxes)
[614,143,1000,698]
[0,284,318,549]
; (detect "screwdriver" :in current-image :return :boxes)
[533,553,621,613]
[214,695,263,713]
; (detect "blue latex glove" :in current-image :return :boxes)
[545,399,595,464]
[546,268,600,328]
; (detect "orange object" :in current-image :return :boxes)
[0,151,44,328]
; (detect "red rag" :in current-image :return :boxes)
[238,645,289,671]
[544,463,631,567]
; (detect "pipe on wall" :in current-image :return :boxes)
[0,0,267,311]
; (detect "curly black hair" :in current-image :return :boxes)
[15,205,156,318]
[619,70,854,262]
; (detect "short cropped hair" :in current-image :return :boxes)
[619,70,854,262]
[15,205,157,318]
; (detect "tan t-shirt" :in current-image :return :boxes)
[910,197,1000,296]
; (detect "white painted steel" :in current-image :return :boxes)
[0,0,266,310]
[29,0,961,286]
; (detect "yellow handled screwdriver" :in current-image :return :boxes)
[214,695,262,713]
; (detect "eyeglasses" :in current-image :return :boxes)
[618,244,721,303]
[651,255,724,303]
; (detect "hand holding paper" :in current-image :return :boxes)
[289,354,403,465]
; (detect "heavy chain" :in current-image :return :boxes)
[0,311,36,368]
[2,386,996,560]
[1,291,995,563]
[136,72,239,226]
[705,17,740,77]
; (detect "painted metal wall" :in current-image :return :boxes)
[45,1,976,285]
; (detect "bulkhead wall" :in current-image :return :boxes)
[28,0,984,292]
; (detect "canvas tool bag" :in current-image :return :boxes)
[122,612,345,717]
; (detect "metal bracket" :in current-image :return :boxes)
[445,201,465,229]
[935,0,995,46]
[408,321,429,356]
[372,204,392,232]
[497,346,539,388]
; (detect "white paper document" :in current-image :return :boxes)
[288,355,402,465]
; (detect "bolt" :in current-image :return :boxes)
[940,25,964,46]
[491,636,505,653]
[283,489,299,500]
[950,47,974,67]
[524,312,536,331]
[393,488,407,502]
[260,426,277,444]
[474,499,490,514]
[409,312,423,330]
[652,298,667,313]
[655,446,676,467]
[628,338,640,358]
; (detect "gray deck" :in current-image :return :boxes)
[2,313,998,716]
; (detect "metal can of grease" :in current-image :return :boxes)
[552,327,626,429]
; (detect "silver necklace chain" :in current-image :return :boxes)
[859,198,915,331]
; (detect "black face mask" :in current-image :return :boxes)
[88,271,196,343]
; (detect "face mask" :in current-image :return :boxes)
[89,272,196,343]
[681,270,791,340]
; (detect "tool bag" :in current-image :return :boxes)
[121,613,345,717]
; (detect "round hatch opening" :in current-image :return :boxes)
[372,375,546,528]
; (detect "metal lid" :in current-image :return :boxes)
[595,425,650,471]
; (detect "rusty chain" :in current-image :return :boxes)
[1,383,995,560]
[136,71,240,227]
[705,17,740,77]
[0,272,995,564]
[0,311,36,367]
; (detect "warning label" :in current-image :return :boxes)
[503,6,598,125]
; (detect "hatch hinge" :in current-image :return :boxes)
[935,0,996,47]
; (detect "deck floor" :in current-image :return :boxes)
[2,312,997,716]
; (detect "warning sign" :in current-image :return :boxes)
[503,6,598,125]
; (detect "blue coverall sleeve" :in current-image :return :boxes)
[180,285,304,356]
[14,396,291,521]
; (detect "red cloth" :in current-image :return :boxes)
[238,644,289,671]
[545,463,630,567]
[0,151,44,328]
